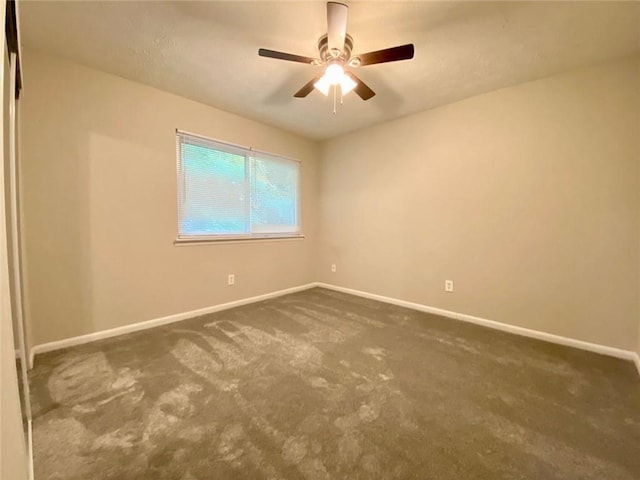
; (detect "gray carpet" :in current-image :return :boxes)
[30,287,640,480]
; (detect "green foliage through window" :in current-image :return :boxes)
[177,133,300,238]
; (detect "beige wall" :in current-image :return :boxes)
[20,48,319,347]
[319,55,640,351]
[19,48,640,355]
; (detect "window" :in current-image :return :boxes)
[176,131,301,242]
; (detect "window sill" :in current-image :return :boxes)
[174,234,305,246]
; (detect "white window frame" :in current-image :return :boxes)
[175,130,303,244]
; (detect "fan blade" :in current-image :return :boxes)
[294,77,321,98]
[345,72,375,101]
[258,48,317,65]
[355,44,414,66]
[327,2,348,55]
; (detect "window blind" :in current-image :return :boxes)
[176,131,301,240]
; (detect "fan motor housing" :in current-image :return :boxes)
[318,34,353,64]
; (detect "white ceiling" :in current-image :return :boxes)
[19,1,640,140]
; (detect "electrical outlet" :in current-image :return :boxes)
[331,264,337,273]
[228,274,235,286]
[445,280,454,292]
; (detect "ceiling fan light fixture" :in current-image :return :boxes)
[324,63,344,84]
[259,2,415,104]
[339,74,357,95]
[314,62,355,96]
[313,75,332,96]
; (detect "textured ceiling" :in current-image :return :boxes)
[19,1,640,140]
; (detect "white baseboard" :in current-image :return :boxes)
[316,283,639,365]
[28,281,639,378]
[28,283,317,368]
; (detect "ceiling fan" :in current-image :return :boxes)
[258,2,414,103]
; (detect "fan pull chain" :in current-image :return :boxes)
[333,85,337,115]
